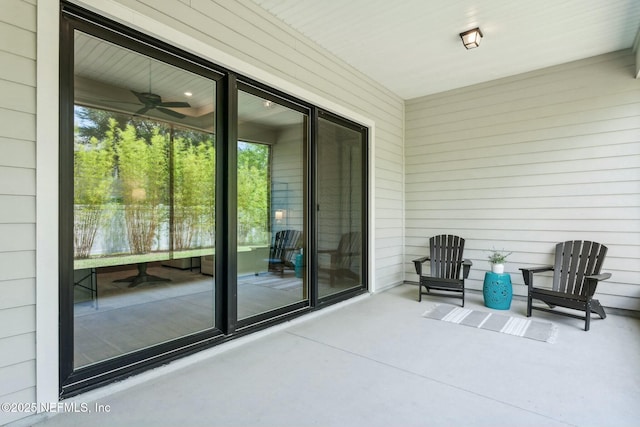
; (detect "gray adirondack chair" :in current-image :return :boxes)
[520,240,611,331]
[413,234,472,307]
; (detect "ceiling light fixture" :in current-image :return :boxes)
[459,27,483,49]
[263,100,273,108]
[184,91,193,97]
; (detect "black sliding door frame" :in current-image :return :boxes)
[60,5,227,396]
[235,81,312,330]
[59,2,368,398]
[315,109,369,306]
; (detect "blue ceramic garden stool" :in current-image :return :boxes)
[483,272,512,310]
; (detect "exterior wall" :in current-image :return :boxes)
[405,50,640,311]
[0,1,38,424]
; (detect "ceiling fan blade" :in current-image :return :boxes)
[131,90,148,104]
[159,101,191,108]
[157,107,186,119]
[135,106,152,115]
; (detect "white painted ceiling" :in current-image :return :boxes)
[250,0,640,100]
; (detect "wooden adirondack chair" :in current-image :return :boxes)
[268,230,301,276]
[413,234,472,307]
[520,240,611,331]
[319,231,362,285]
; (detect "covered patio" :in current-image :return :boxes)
[24,285,640,426]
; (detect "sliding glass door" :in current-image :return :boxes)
[67,28,220,369]
[236,87,309,321]
[60,3,366,396]
[317,113,367,298]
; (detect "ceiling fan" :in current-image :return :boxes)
[131,90,191,119]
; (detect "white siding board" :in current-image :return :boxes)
[408,144,640,173]
[408,157,639,183]
[375,188,403,202]
[407,195,640,211]
[0,196,35,223]
[0,108,35,141]
[0,333,35,368]
[406,218,640,233]
[0,224,35,252]
[405,128,640,160]
[0,0,36,32]
[0,166,35,195]
[0,251,35,282]
[374,147,403,166]
[0,360,35,398]
[0,305,35,339]
[376,207,402,220]
[0,22,35,59]
[0,79,36,114]
[596,295,639,311]
[0,278,35,310]
[376,236,403,250]
[375,226,404,239]
[375,179,403,193]
[407,207,640,221]
[405,116,639,147]
[407,181,639,201]
[0,51,36,86]
[405,169,638,192]
[375,168,402,183]
[406,131,640,162]
[0,138,36,168]
[0,387,35,425]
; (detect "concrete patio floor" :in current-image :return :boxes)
[16,284,640,427]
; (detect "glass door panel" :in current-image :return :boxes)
[236,89,308,320]
[317,116,366,297]
[72,31,216,368]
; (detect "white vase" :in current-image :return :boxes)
[491,263,504,274]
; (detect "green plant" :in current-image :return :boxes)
[116,124,169,254]
[488,249,512,264]
[73,133,115,258]
[173,135,215,250]
[237,141,269,245]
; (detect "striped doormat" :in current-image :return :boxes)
[423,304,557,343]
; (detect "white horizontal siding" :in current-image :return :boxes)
[0,196,35,223]
[0,387,36,425]
[0,278,36,311]
[0,333,35,369]
[0,2,37,424]
[405,50,640,311]
[106,0,406,289]
[0,360,36,401]
[0,51,36,86]
[272,126,304,234]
